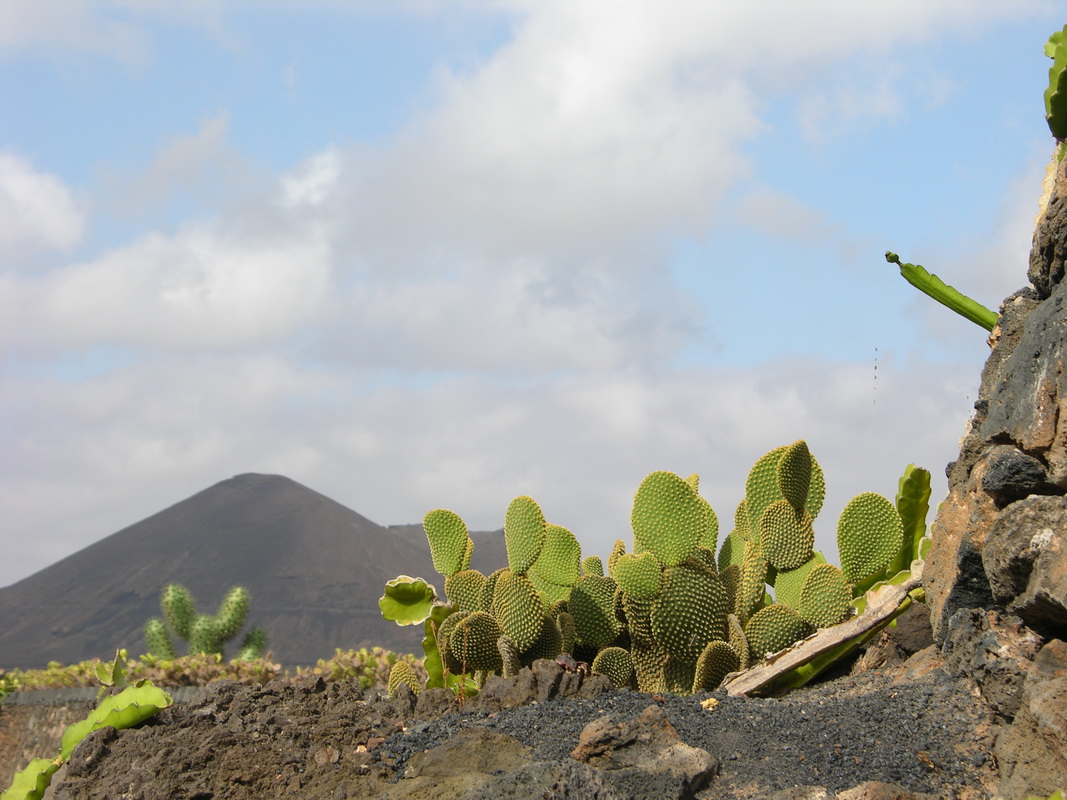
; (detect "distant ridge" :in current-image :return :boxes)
[0,474,505,669]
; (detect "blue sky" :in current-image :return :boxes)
[1,1,1062,589]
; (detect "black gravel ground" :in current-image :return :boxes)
[381,668,995,798]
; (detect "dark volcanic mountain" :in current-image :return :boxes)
[0,474,505,669]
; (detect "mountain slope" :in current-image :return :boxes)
[0,474,505,669]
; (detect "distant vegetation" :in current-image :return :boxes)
[0,647,421,697]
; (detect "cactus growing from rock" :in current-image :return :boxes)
[144,583,266,661]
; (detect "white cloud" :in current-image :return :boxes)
[0,220,332,355]
[107,111,258,217]
[0,0,149,64]
[0,153,86,261]
[282,147,341,209]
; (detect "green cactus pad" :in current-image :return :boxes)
[423,509,472,577]
[726,613,750,671]
[491,571,546,652]
[60,683,173,761]
[161,583,196,640]
[435,610,468,673]
[529,524,581,587]
[504,496,547,576]
[664,656,697,695]
[1046,24,1067,140]
[777,440,812,512]
[650,564,728,661]
[621,592,656,648]
[737,540,768,622]
[745,446,787,541]
[693,639,740,692]
[379,575,439,626]
[631,642,668,693]
[460,537,474,572]
[771,552,826,610]
[611,552,663,600]
[445,569,487,613]
[388,661,421,697]
[236,628,267,661]
[498,635,521,677]
[2,757,60,800]
[214,586,250,641]
[732,498,750,542]
[837,492,904,584]
[717,531,745,572]
[569,574,622,650]
[481,567,507,611]
[686,545,719,576]
[631,470,706,567]
[887,464,932,577]
[744,604,814,662]
[520,615,564,663]
[189,616,222,656]
[144,618,176,660]
[584,554,606,577]
[718,563,741,615]
[698,496,720,554]
[592,646,636,690]
[448,611,505,673]
[759,499,815,572]
[796,564,852,629]
[555,609,576,654]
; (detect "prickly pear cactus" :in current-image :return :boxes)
[381,441,926,698]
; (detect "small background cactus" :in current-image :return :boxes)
[144,583,267,661]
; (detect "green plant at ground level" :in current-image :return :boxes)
[144,583,267,661]
[884,252,998,332]
[381,440,927,697]
[1,670,171,800]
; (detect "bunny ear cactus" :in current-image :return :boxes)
[837,492,904,595]
[631,471,706,567]
[504,495,547,576]
[424,509,474,577]
[527,524,581,604]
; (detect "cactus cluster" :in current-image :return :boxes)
[381,440,929,696]
[144,583,267,661]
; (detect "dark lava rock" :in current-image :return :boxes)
[983,494,1067,634]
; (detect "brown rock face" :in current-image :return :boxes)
[920,153,1067,800]
[993,637,1067,799]
[925,156,1067,642]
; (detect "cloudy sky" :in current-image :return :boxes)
[1,1,1061,589]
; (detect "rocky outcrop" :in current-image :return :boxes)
[919,152,1067,800]
[993,637,1067,799]
[925,155,1067,643]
